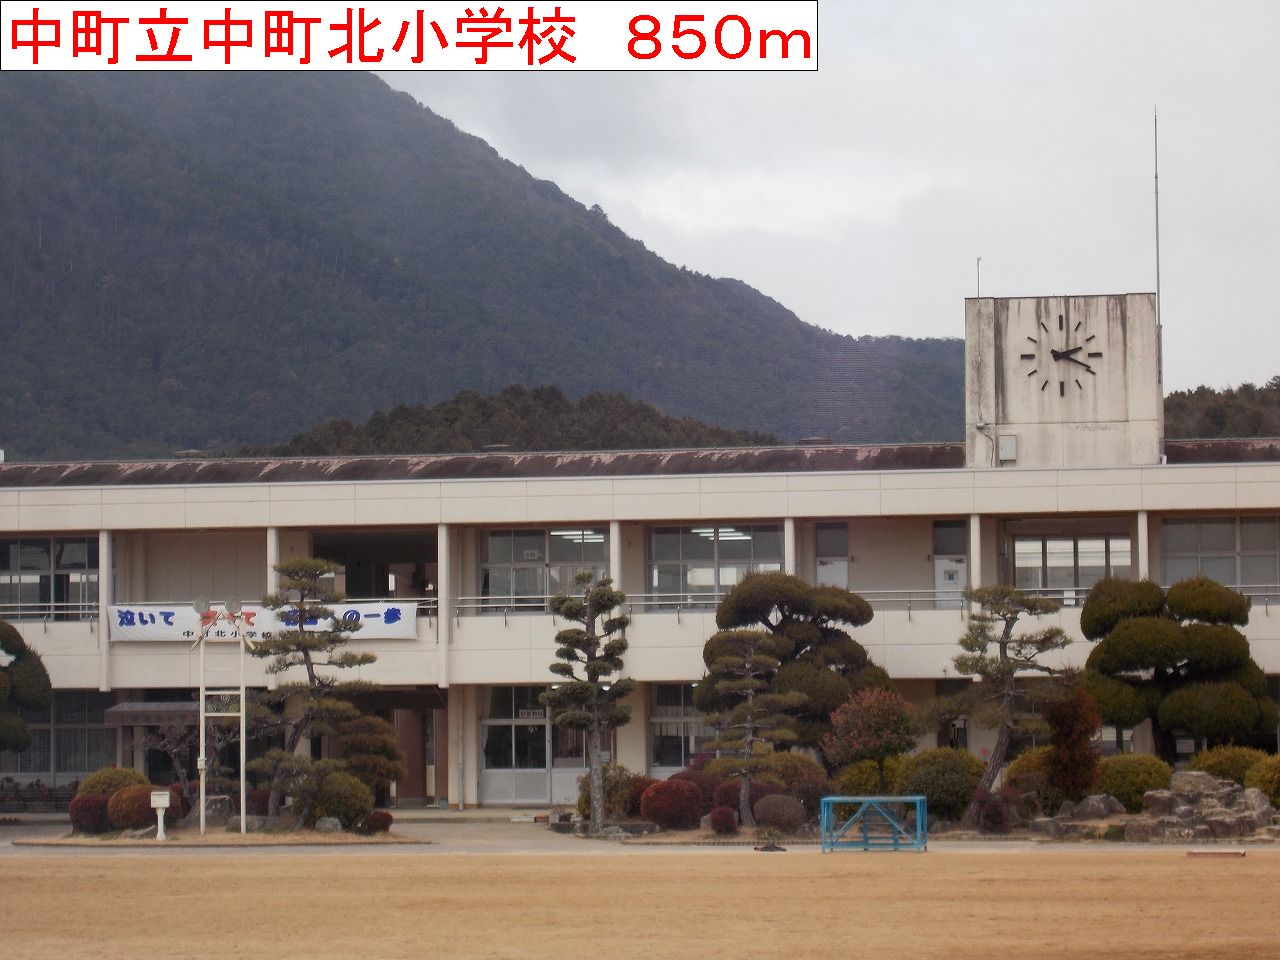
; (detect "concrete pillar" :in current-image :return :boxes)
[783,517,797,575]
[1136,510,1150,580]
[609,520,622,587]
[265,526,281,595]
[437,524,452,690]
[968,515,982,589]
[98,530,112,691]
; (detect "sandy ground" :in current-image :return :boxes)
[4,837,1279,960]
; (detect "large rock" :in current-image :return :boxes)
[1203,814,1250,839]
[1055,800,1075,819]
[226,815,267,833]
[181,795,232,828]
[1170,771,1226,799]
[1030,817,1060,837]
[1072,795,1115,821]
[1239,788,1275,830]
[1124,820,1158,842]
[314,817,342,833]
[1142,790,1179,817]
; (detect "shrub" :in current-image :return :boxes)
[1165,575,1250,626]
[1096,754,1172,812]
[669,769,723,815]
[336,715,407,792]
[1003,746,1065,818]
[108,783,175,830]
[77,766,148,798]
[1244,755,1280,805]
[625,776,659,818]
[68,794,112,834]
[359,809,394,834]
[753,793,807,834]
[312,771,375,830]
[834,756,906,797]
[761,752,833,818]
[576,763,649,820]
[1046,684,1102,801]
[1189,746,1270,785]
[639,779,702,830]
[708,805,739,835]
[896,748,984,821]
[712,777,782,813]
[1079,579,1165,640]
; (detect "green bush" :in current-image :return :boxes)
[1079,579,1165,640]
[1003,746,1066,817]
[1189,746,1270,785]
[761,752,833,818]
[896,748,984,821]
[833,756,906,797]
[68,794,112,834]
[576,763,650,820]
[108,783,175,830]
[77,766,148,798]
[312,771,374,830]
[1096,754,1172,812]
[1165,576,1250,625]
[753,793,807,833]
[712,777,782,812]
[1244,755,1280,805]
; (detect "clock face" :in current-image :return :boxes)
[1019,312,1105,397]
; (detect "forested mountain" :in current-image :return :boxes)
[1165,377,1280,439]
[249,385,777,456]
[0,71,964,461]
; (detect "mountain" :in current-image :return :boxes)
[249,385,778,456]
[0,71,964,461]
[1165,377,1280,439]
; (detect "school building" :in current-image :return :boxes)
[2,293,1277,806]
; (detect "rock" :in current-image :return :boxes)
[1240,788,1275,829]
[263,815,295,832]
[314,817,342,833]
[1056,800,1075,819]
[226,815,267,833]
[1105,796,1127,815]
[1124,820,1158,842]
[1143,790,1179,816]
[1173,804,1198,821]
[1072,795,1114,820]
[1204,814,1251,839]
[127,824,158,840]
[1030,817,1059,837]
[1192,824,1212,840]
[182,795,232,828]
[1170,771,1227,799]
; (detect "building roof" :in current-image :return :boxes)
[0,438,1274,488]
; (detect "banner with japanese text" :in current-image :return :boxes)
[2,2,818,71]
[108,601,419,642]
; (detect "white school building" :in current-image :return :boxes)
[2,293,1277,807]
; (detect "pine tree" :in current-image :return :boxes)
[540,575,635,836]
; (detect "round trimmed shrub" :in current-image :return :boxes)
[108,783,175,830]
[1165,575,1250,625]
[1244,755,1280,805]
[360,809,394,834]
[68,793,112,834]
[576,763,648,820]
[312,771,375,830]
[761,752,834,818]
[77,766,148,798]
[834,756,906,797]
[669,769,723,815]
[1079,578,1165,640]
[1096,754,1172,812]
[1003,746,1065,817]
[625,776,659,818]
[896,748,985,821]
[1189,746,1270,785]
[708,805,739,835]
[639,779,701,830]
[712,777,782,812]
[753,793,807,833]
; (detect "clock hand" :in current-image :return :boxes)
[1063,355,1094,372]
[1050,346,1084,359]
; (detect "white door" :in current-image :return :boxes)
[934,555,966,609]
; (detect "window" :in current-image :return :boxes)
[0,537,99,620]
[649,684,713,771]
[480,528,608,610]
[649,524,782,606]
[0,691,115,777]
[479,685,588,771]
[1163,517,1280,595]
[815,522,849,589]
[1011,534,1131,599]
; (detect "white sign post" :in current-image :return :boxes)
[150,789,170,841]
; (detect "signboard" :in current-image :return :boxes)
[108,602,417,642]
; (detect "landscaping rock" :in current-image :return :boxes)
[1071,795,1114,821]
[314,817,342,833]
[227,815,267,833]
[1056,801,1075,819]
[1029,818,1059,837]
[1169,771,1223,799]
[1105,796,1126,816]
[1142,790,1178,816]
[1124,820,1158,842]
[1240,788,1275,829]
[182,795,232,828]
[127,824,158,840]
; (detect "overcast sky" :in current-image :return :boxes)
[381,1,1279,393]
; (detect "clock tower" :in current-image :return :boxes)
[965,294,1163,469]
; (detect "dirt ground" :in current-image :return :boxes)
[5,846,1279,960]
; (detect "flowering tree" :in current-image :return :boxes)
[821,688,918,792]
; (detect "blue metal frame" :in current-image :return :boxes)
[819,795,928,852]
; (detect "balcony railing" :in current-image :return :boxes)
[0,601,98,623]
